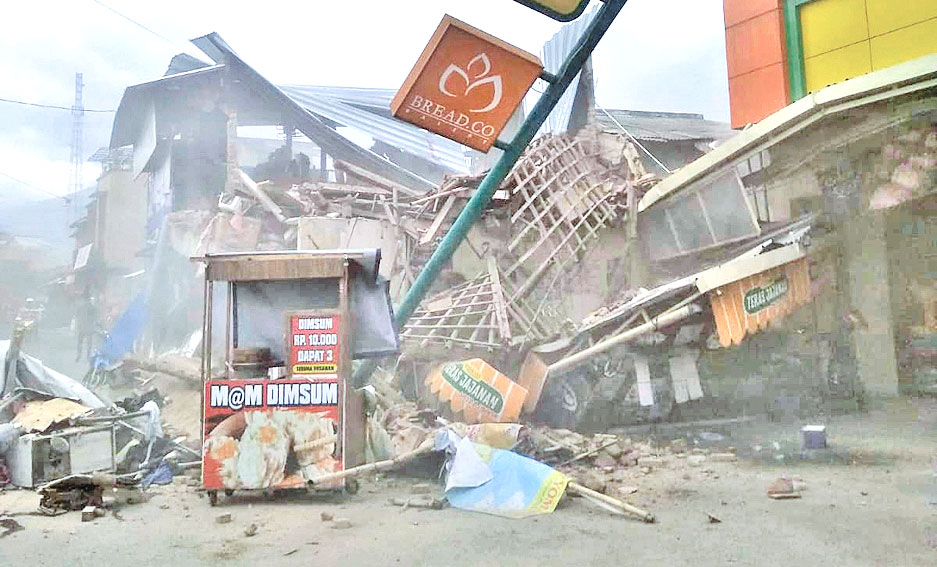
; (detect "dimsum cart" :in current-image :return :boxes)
[193,249,398,505]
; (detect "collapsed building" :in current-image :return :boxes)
[67,21,841,432]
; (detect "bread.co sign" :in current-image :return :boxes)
[391,16,543,153]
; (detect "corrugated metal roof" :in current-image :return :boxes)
[88,146,133,163]
[190,33,440,193]
[109,64,227,149]
[594,109,735,142]
[279,85,469,173]
[279,85,395,114]
[539,6,598,135]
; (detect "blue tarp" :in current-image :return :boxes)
[95,293,149,368]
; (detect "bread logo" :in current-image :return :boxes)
[438,53,503,113]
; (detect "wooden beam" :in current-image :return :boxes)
[334,159,422,198]
[419,194,457,246]
[487,256,512,340]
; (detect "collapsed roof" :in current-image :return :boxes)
[109,33,471,194]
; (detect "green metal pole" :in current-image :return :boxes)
[395,0,628,326]
[354,0,629,385]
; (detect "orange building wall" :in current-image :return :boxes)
[724,0,790,128]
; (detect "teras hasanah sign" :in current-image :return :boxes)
[512,0,590,21]
[426,358,528,423]
[743,278,789,315]
[391,15,542,153]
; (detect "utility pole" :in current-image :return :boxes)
[69,72,84,224]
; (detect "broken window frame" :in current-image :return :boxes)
[643,168,761,260]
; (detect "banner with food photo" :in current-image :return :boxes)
[202,379,342,490]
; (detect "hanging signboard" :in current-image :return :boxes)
[512,0,590,22]
[391,15,543,153]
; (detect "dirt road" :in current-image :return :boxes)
[3,398,937,566]
[2,454,935,565]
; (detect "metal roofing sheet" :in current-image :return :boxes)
[190,33,439,193]
[539,6,598,136]
[279,85,395,114]
[594,109,735,142]
[109,65,226,149]
[279,85,469,173]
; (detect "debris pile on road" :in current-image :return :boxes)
[347,394,743,522]
[0,327,200,507]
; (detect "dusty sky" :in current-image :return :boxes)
[0,0,728,204]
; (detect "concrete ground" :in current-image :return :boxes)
[2,398,937,566]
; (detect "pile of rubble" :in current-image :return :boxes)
[0,320,201,515]
[369,373,738,516]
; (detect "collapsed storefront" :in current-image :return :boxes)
[638,53,937,403]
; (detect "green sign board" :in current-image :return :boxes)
[441,362,505,413]
[744,278,789,315]
[513,0,590,21]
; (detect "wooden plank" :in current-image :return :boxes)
[446,280,493,343]
[507,191,614,284]
[334,159,421,197]
[419,194,457,246]
[417,275,485,347]
[238,170,287,223]
[311,181,392,197]
[206,257,345,281]
[507,179,607,257]
[487,256,512,340]
[467,309,492,345]
[410,309,491,319]
[406,323,498,330]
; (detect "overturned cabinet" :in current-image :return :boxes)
[193,249,398,503]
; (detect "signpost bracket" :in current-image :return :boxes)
[493,139,512,151]
[539,70,559,84]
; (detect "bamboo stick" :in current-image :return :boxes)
[307,439,435,486]
[294,435,337,452]
[558,438,620,466]
[567,482,655,523]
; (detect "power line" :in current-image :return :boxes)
[596,104,672,174]
[0,170,70,201]
[0,96,115,113]
[88,0,177,46]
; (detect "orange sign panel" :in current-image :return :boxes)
[709,257,812,347]
[427,358,528,423]
[391,15,543,152]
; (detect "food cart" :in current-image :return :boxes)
[193,249,398,505]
